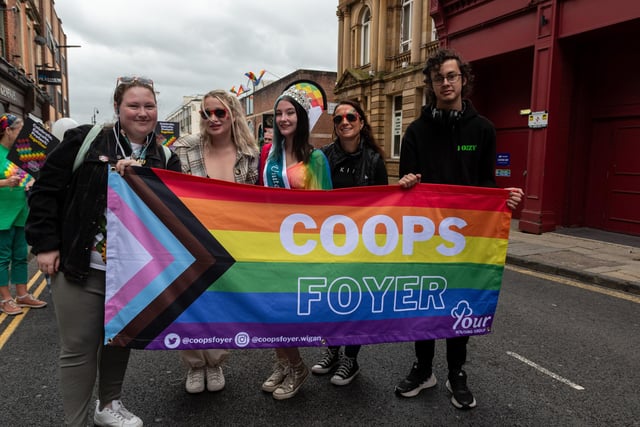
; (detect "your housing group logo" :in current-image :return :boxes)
[450,300,493,335]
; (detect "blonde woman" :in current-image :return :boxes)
[173,90,258,394]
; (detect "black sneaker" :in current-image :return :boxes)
[330,356,360,386]
[311,347,341,374]
[446,370,477,409]
[394,362,437,397]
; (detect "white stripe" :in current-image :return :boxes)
[507,351,585,391]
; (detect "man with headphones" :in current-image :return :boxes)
[396,48,523,410]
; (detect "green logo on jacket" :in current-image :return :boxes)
[457,145,477,151]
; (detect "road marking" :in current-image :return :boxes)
[0,271,47,350]
[506,265,640,304]
[507,351,585,391]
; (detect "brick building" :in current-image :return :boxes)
[0,0,70,127]
[244,69,337,149]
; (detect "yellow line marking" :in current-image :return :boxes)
[506,265,640,304]
[0,271,48,350]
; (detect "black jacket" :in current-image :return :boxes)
[25,124,181,283]
[321,139,388,188]
[399,100,496,188]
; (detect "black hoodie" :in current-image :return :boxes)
[399,100,496,188]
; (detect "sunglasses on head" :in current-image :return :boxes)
[116,76,154,89]
[333,113,360,125]
[200,108,227,120]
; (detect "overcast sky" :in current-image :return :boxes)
[55,1,338,126]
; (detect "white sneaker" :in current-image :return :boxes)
[206,365,225,392]
[94,400,143,427]
[185,367,206,394]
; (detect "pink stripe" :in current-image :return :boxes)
[105,186,175,323]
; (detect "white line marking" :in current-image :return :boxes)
[506,351,585,391]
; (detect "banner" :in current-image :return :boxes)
[37,69,63,85]
[7,117,59,179]
[105,168,511,350]
[154,121,179,149]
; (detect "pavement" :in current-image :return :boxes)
[506,220,640,295]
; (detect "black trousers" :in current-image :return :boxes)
[415,336,469,373]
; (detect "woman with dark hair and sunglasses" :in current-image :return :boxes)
[173,89,258,394]
[310,100,388,386]
[258,87,332,400]
[26,76,181,427]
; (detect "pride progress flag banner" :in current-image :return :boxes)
[105,167,512,350]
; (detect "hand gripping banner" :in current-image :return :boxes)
[105,167,512,350]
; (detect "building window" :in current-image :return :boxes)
[245,95,253,115]
[361,8,370,66]
[400,0,413,53]
[431,18,438,41]
[392,95,403,158]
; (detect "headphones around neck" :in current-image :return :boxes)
[430,106,463,125]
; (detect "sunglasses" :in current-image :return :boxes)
[200,108,227,120]
[333,113,360,125]
[116,76,154,89]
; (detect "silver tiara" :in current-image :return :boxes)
[280,87,311,112]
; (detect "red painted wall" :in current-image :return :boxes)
[472,48,534,219]
[434,0,640,234]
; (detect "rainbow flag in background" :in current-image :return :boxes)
[105,168,512,350]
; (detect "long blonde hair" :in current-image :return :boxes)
[200,90,257,155]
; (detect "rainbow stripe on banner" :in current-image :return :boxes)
[105,168,512,350]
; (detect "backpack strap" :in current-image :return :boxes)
[161,145,171,168]
[72,124,103,173]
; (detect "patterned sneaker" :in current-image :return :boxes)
[206,365,225,392]
[272,361,309,400]
[446,370,477,409]
[262,359,289,392]
[394,362,437,397]
[0,298,23,316]
[330,356,360,386]
[94,399,143,426]
[185,367,206,394]
[15,293,47,309]
[311,347,341,374]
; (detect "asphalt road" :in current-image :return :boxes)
[1,266,639,426]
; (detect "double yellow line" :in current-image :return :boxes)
[0,271,48,350]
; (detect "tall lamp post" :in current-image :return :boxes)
[91,108,99,125]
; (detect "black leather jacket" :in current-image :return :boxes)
[26,124,181,283]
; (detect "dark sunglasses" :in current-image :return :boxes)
[333,113,359,125]
[200,108,227,120]
[116,76,154,89]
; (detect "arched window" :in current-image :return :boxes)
[361,8,371,66]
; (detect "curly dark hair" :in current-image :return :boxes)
[422,48,474,105]
[332,100,384,157]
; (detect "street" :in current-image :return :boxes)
[1,265,638,426]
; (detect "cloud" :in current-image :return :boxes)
[55,1,338,125]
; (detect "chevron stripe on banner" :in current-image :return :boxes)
[106,167,235,348]
[106,167,512,350]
